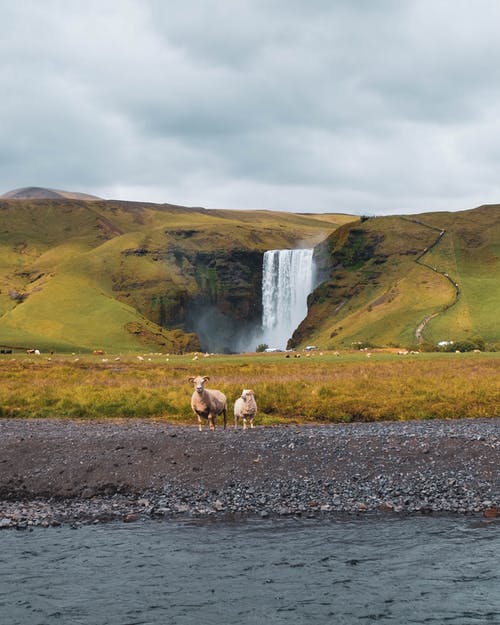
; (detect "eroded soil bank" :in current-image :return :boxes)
[0,418,499,528]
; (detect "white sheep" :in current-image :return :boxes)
[234,389,257,430]
[188,376,227,431]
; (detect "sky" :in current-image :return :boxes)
[2,0,500,215]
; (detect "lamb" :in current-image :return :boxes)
[188,376,227,431]
[234,389,257,430]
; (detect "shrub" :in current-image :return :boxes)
[439,336,485,352]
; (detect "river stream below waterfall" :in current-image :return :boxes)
[1,515,499,624]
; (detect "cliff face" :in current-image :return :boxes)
[186,250,263,352]
[190,250,263,319]
[113,247,264,353]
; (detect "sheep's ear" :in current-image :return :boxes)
[249,390,255,395]
[188,377,195,383]
[203,376,210,382]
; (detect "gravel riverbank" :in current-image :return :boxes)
[0,418,499,528]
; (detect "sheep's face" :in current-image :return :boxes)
[189,375,209,393]
[241,389,255,401]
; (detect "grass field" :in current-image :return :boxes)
[0,351,498,424]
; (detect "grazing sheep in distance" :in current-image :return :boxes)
[188,376,227,431]
[234,389,257,430]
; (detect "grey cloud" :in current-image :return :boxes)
[2,1,500,213]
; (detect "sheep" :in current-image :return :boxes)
[234,389,257,430]
[188,376,227,431]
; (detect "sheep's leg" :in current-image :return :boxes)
[197,415,203,432]
[243,418,247,430]
[250,420,254,429]
[208,414,215,431]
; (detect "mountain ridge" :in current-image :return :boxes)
[1,186,102,201]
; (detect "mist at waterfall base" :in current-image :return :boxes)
[186,303,249,354]
[248,248,316,352]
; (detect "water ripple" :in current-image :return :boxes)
[0,516,499,624]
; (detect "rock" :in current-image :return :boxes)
[278,506,292,516]
[378,502,395,512]
[483,506,499,518]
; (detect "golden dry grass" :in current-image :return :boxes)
[0,351,497,424]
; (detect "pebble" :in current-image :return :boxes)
[0,419,499,529]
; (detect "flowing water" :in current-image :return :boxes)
[260,248,315,349]
[1,516,499,624]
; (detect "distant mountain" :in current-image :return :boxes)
[1,186,102,200]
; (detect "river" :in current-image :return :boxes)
[1,515,498,624]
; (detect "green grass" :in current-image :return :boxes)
[299,206,500,350]
[0,351,498,423]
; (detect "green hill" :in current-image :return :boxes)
[1,195,497,353]
[0,198,352,352]
[291,205,500,351]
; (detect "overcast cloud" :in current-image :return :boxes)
[2,0,500,214]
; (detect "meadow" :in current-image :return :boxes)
[0,351,498,424]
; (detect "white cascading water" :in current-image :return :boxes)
[259,248,315,350]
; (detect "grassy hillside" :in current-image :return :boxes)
[292,205,499,350]
[412,206,500,346]
[0,198,349,352]
[1,196,497,353]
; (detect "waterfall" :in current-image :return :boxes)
[259,248,315,350]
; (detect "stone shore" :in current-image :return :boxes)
[0,418,499,529]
